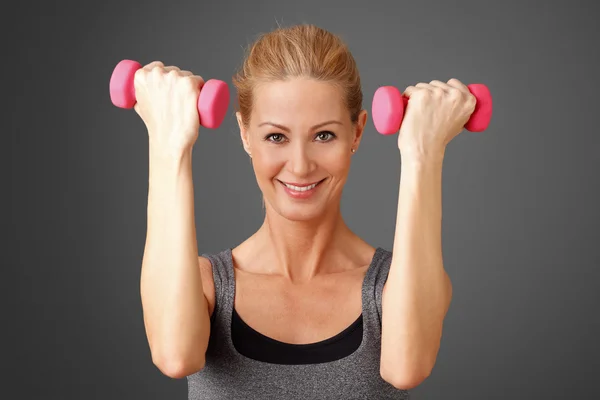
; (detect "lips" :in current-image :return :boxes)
[277,178,327,188]
[278,179,324,187]
[277,178,325,198]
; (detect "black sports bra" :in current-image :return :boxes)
[231,308,363,365]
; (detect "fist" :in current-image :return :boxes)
[133,61,205,156]
[398,78,477,161]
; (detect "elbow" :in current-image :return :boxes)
[153,353,206,379]
[380,364,431,391]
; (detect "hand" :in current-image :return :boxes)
[398,79,477,162]
[133,61,205,157]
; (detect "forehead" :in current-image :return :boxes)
[251,78,348,126]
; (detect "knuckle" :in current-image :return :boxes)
[466,93,477,107]
[186,77,202,92]
[146,61,164,70]
[151,66,163,76]
[179,76,195,88]
[134,68,146,80]
[432,87,444,97]
[133,69,147,87]
[415,89,430,100]
[449,88,462,99]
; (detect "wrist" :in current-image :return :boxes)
[149,137,193,160]
[399,149,445,168]
[149,144,193,179]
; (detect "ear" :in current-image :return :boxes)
[352,109,368,149]
[236,112,252,156]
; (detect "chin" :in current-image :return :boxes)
[275,204,327,222]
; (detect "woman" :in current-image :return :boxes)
[136,24,473,399]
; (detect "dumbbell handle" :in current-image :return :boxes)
[109,59,229,129]
[372,83,492,135]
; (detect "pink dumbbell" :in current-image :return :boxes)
[109,59,230,129]
[371,83,493,135]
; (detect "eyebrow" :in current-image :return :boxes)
[258,120,343,132]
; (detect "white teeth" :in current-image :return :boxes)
[283,182,318,192]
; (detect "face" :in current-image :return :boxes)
[236,77,368,222]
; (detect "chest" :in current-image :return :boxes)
[233,267,367,344]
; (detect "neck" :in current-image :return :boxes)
[255,203,354,282]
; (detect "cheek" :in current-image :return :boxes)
[252,151,285,181]
[322,147,352,176]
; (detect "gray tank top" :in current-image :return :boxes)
[186,247,410,399]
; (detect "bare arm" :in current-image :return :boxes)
[380,157,453,390]
[140,147,211,379]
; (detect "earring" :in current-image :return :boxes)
[351,148,356,153]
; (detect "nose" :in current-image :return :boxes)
[288,143,315,177]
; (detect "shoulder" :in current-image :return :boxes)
[370,247,393,322]
[370,247,393,291]
[373,247,393,275]
[363,246,393,296]
[197,248,235,319]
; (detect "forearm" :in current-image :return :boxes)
[140,147,209,371]
[380,155,452,385]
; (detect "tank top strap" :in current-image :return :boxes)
[200,248,236,332]
[361,247,393,338]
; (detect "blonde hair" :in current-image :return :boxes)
[232,23,363,128]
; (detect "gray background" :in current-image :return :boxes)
[7,0,599,398]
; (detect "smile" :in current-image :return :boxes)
[277,179,326,198]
